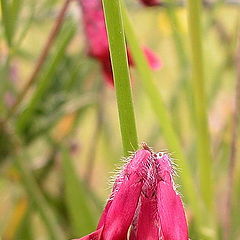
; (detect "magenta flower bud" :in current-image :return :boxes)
[78,0,162,86]
[75,145,189,240]
[75,149,151,240]
[130,197,159,239]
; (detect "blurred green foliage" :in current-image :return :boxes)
[0,0,239,239]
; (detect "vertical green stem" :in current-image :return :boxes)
[120,2,202,227]
[15,153,65,240]
[186,0,213,210]
[101,0,138,155]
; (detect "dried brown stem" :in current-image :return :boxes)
[5,0,72,121]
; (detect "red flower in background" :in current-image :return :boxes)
[75,144,189,240]
[140,0,160,6]
[78,0,161,86]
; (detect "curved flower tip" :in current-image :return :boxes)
[140,0,160,6]
[156,153,188,240]
[130,197,159,240]
[157,181,188,240]
[143,47,162,70]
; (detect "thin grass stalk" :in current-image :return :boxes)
[84,101,103,184]
[186,0,213,210]
[2,197,28,239]
[14,151,65,240]
[62,147,97,236]
[156,0,240,8]
[164,0,195,138]
[224,33,240,240]
[120,2,203,229]
[101,0,138,155]
[1,0,13,46]
[4,0,72,122]
[16,23,75,133]
[165,0,188,68]
[15,205,33,239]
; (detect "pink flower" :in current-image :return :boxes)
[139,0,160,6]
[75,144,189,240]
[78,0,161,86]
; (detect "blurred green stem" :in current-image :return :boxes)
[16,23,76,134]
[120,1,203,228]
[186,0,213,210]
[102,0,138,155]
[84,96,103,184]
[4,0,71,122]
[165,0,194,138]
[15,151,65,240]
[224,33,240,240]
[62,147,97,236]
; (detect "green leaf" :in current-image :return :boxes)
[186,0,213,211]
[62,148,97,237]
[120,1,203,229]
[16,22,76,138]
[10,0,23,35]
[101,0,138,156]
[15,153,65,240]
[15,206,33,240]
[1,0,13,46]
[0,0,24,46]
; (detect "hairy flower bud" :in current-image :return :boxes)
[75,145,188,240]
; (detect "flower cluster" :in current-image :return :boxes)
[75,144,188,240]
[78,0,161,86]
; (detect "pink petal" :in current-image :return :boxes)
[79,0,162,86]
[79,0,109,60]
[127,47,162,71]
[143,47,162,70]
[101,149,151,240]
[130,197,159,240]
[157,178,188,240]
[102,175,143,239]
[97,201,112,229]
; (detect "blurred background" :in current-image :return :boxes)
[0,0,239,239]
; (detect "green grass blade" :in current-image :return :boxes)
[120,2,203,228]
[165,0,188,68]
[101,0,138,156]
[10,0,23,36]
[186,0,213,210]
[15,153,65,240]
[16,23,76,135]
[62,148,97,237]
[15,206,33,240]
[1,0,13,46]
[0,0,24,47]
[164,0,195,124]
